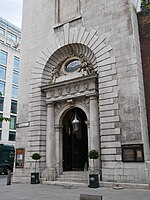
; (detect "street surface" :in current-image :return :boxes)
[0,175,150,200]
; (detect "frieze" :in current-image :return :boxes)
[42,74,98,103]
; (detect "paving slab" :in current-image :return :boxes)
[0,175,150,200]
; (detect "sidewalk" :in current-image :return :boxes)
[0,176,150,200]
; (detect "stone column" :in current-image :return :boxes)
[55,125,63,176]
[89,95,100,172]
[46,103,55,180]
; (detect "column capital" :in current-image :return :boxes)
[54,125,63,130]
[46,102,54,107]
[90,95,98,101]
[85,121,90,128]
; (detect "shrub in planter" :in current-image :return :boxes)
[31,153,41,184]
[88,149,99,188]
[32,153,41,173]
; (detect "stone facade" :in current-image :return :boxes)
[13,0,150,185]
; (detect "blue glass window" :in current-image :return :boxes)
[0,27,5,36]
[11,100,17,114]
[9,115,16,130]
[65,60,81,73]
[14,57,20,71]
[0,97,4,111]
[12,86,18,99]
[0,51,7,65]
[9,131,16,141]
[0,66,6,80]
[0,81,5,95]
[13,72,19,85]
[6,32,17,42]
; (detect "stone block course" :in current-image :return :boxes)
[100,110,115,117]
[100,123,115,129]
[101,128,121,135]
[101,135,116,142]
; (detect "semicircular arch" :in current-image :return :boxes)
[55,103,89,126]
[33,24,116,87]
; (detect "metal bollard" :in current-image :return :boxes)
[7,170,11,185]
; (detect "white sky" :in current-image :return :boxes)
[0,0,23,29]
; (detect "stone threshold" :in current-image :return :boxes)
[99,181,149,190]
[42,180,149,190]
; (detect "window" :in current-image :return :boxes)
[0,66,6,80]
[0,51,7,65]
[14,57,20,71]
[13,72,19,85]
[6,32,17,42]
[0,130,1,140]
[9,115,16,130]
[9,131,16,141]
[0,113,3,128]
[0,81,5,95]
[0,97,4,111]
[0,27,5,36]
[65,59,81,73]
[11,100,17,114]
[12,86,18,99]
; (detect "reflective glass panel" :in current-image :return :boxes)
[13,73,19,85]
[0,66,6,80]
[0,97,4,111]
[0,81,5,95]
[0,130,1,140]
[0,113,3,128]
[9,115,16,130]
[14,57,20,71]
[9,131,16,141]
[11,100,17,114]
[6,32,17,42]
[12,86,18,99]
[65,60,81,73]
[0,51,7,65]
[0,27,5,36]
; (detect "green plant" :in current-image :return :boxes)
[88,150,99,160]
[31,153,41,172]
[88,150,99,173]
[141,0,150,10]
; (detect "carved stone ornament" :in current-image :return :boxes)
[49,53,96,84]
[78,54,95,76]
[51,66,59,83]
[66,86,71,93]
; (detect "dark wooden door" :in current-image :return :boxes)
[63,108,88,171]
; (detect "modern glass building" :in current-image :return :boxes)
[0,17,21,145]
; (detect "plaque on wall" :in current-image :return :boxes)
[122,144,144,162]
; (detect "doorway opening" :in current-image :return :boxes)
[62,107,88,171]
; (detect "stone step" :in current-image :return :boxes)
[58,174,86,179]
[62,171,85,175]
[56,177,86,183]
[42,180,87,187]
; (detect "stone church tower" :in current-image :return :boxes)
[13,0,150,185]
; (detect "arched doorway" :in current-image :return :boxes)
[62,107,88,171]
